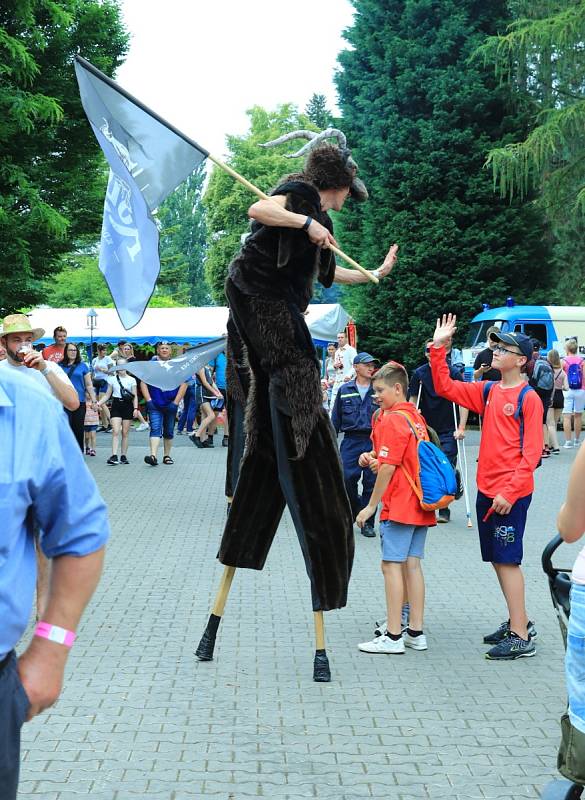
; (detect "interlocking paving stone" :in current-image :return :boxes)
[17,429,583,798]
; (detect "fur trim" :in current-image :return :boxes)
[244,296,322,460]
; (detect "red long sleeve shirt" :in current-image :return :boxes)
[429,346,543,504]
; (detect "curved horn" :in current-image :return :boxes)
[260,128,349,158]
[259,130,318,152]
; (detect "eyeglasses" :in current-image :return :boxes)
[494,344,523,357]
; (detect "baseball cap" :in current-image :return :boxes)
[353,352,379,365]
[488,331,532,360]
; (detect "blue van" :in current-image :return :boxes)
[462,304,585,380]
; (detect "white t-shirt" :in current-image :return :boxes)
[333,345,357,381]
[92,355,114,375]
[573,547,585,585]
[107,373,136,400]
[0,358,74,398]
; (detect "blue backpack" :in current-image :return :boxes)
[482,381,540,466]
[567,360,583,390]
[391,410,458,511]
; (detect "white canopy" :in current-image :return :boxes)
[28,304,350,348]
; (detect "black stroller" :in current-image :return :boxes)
[541,535,583,800]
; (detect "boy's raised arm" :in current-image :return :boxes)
[430,314,484,414]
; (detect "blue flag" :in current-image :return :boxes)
[74,57,208,329]
[108,338,226,391]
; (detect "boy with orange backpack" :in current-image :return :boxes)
[356,361,450,655]
[429,314,543,660]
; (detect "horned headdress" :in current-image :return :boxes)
[260,128,368,202]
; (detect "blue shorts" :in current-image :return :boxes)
[476,491,532,564]
[567,583,585,734]
[380,520,427,562]
[149,406,176,440]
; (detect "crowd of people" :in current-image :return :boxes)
[0,320,229,468]
[2,128,585,799]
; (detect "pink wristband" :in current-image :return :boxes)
[34,622,76,648]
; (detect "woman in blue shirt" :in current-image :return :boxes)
[59,343,96,450]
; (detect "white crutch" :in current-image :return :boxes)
[453,403,473,528]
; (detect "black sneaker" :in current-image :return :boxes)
[485,632,536,660]
[189,434,204,449]
[202,439,214,448]
[120,455,129,464]
[107,455,118,465]
[222,436,229,447]
[437,507,450,524]
[483,619,537,645]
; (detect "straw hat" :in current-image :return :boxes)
[0,314,45,341]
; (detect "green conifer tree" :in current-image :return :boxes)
[335,0,552,366]
[305,93,332,129]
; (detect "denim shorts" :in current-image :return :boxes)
[149,405,176,439]
[476,491,531,564]
[380,520,428,562]
[567,583,585,734]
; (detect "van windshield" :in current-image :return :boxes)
[465,320,505,348]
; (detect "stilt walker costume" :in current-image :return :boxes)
[197,130,397,681]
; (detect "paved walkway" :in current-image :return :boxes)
[19,430,583,799]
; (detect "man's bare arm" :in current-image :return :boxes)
[17,548,105,720]
[558,443,585,543]
[333,243,399,285]
[248,196,335,248]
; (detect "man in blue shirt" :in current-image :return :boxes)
[140,342,187,466]
[0,367,110,799]
[331,352,379,537]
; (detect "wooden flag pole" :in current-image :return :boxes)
[208,153,378,285]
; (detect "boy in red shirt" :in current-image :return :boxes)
[430,314,543,660]
[356,361,436,655]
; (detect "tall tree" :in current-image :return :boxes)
[0,0,128,314]
[305,93,332,129]
[157,166,210,306]
[203,105,317,303]
[335,0,551,366]
[476,0,585,218]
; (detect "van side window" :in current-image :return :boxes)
[524,323,547,344]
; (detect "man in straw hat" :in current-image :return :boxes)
[197,129,398,680]
[0,314,80,621]
[0,314,78,411]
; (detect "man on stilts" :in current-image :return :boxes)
[196,129,398,680]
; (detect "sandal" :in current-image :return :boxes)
[163,456,174,465]
[144,455,158,466]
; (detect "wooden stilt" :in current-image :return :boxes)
[313,610,331,682]
[196,566,236,661]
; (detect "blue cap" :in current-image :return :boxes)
[488,331,532,360]
[353,352,379,365]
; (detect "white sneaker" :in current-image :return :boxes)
[563,441,573,449]
[136,422,150,431]
[574,439,580,448]
[358,635,405,654]
[374,606,408,637]
[404,631,428,651]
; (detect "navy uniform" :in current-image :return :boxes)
[331,353,378,537]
